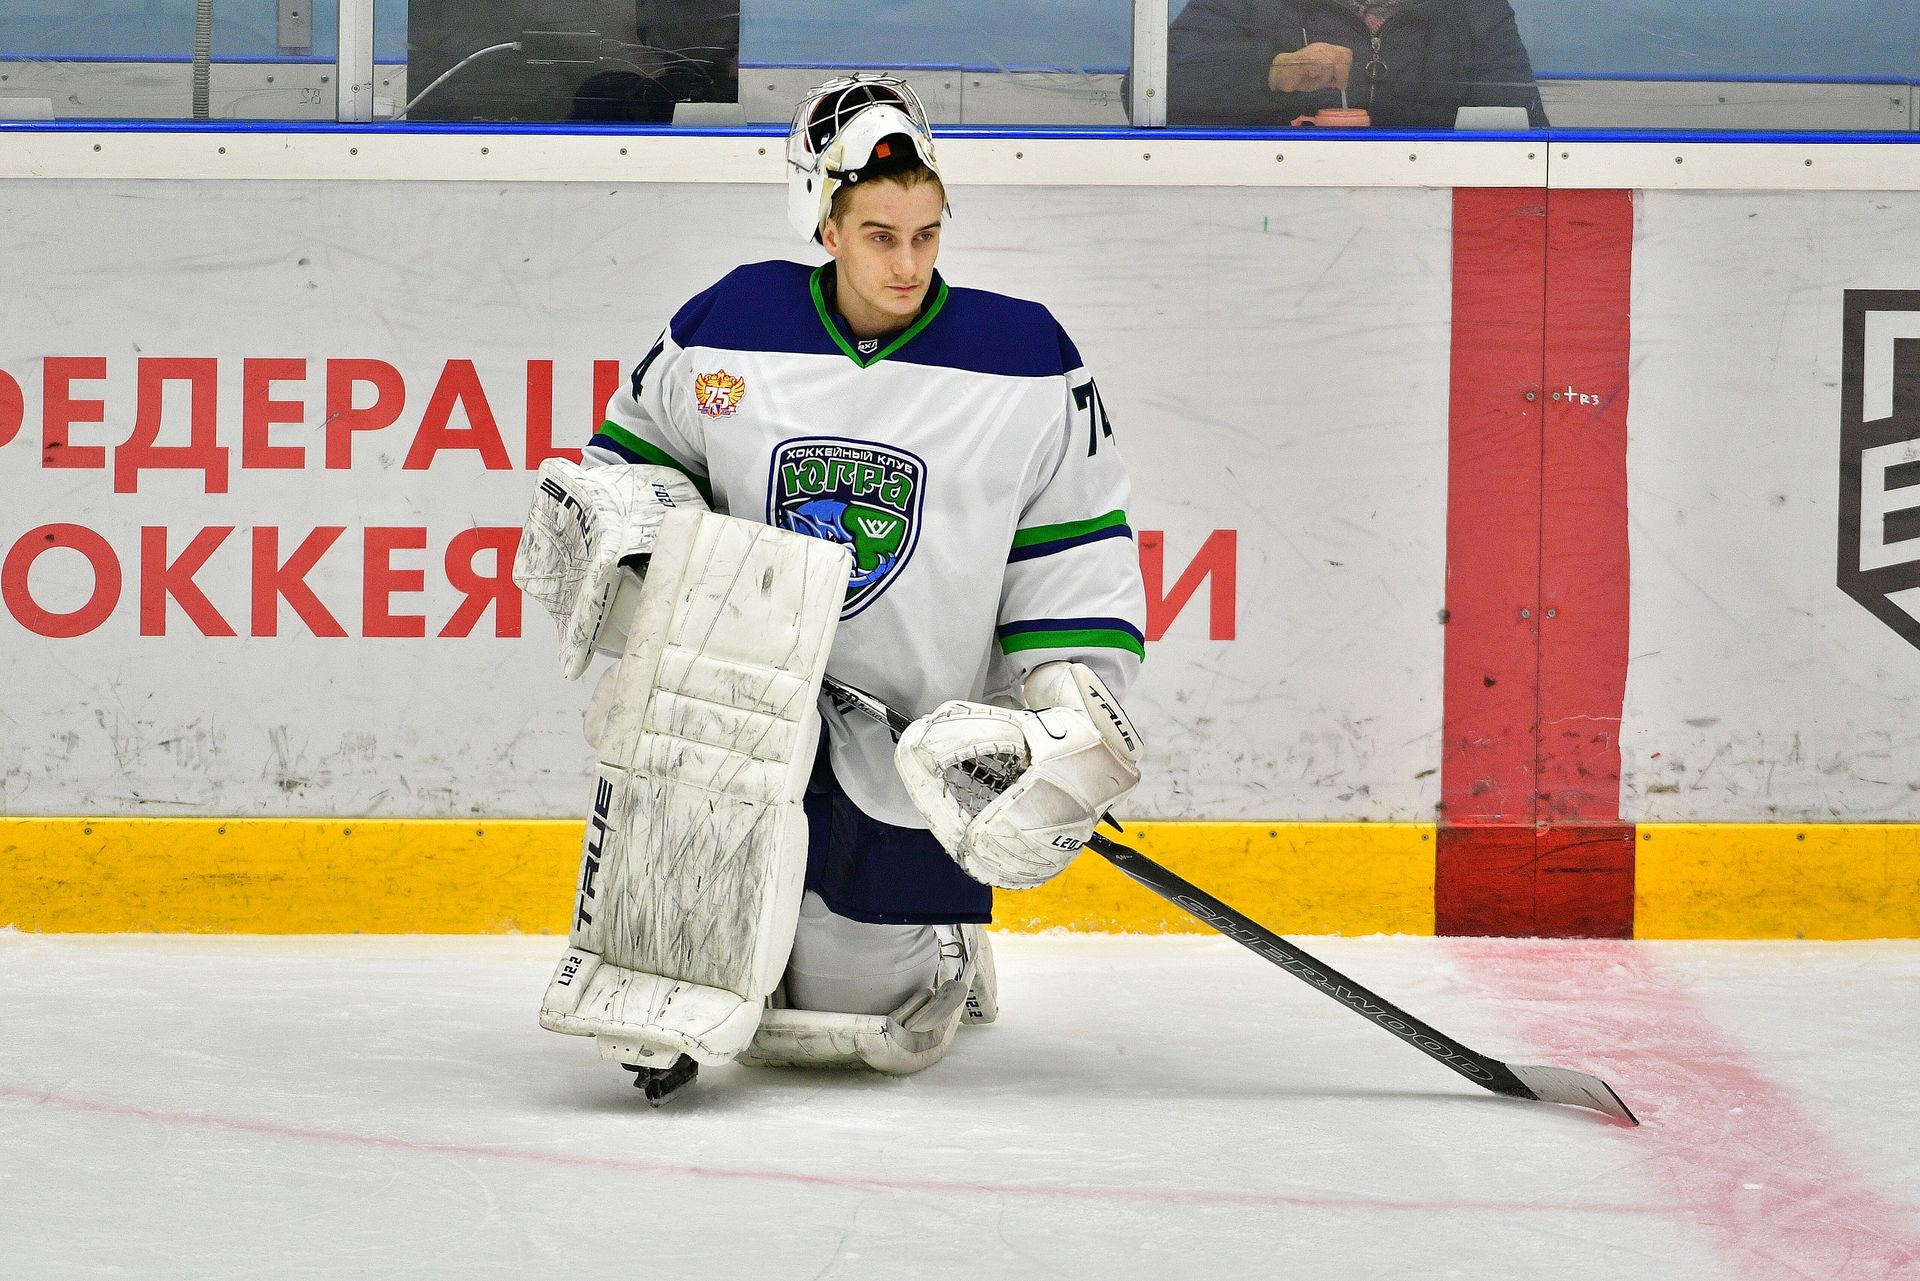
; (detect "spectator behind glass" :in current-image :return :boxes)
[1169,0,1546,127]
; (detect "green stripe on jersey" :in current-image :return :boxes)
[1011,509,1129,550]
[999,628,1147,659]
[596,421,714,504]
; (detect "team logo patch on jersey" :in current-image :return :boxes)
[693,369,747,417]
[768,438,926,617]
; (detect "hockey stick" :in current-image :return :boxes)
[823,675,1639,1126]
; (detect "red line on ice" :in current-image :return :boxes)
[0,1080,1663,1218]
[1453,940,1920,1280]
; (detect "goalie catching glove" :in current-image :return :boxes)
[895,662,1144,889]
[512,458,708,678]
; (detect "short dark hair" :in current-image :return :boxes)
[827,160,945,227]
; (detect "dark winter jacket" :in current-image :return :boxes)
[1169,0,1547,127]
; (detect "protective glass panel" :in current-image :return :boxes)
[1167,0,1920,133]
[394,2,742,123]
[391,1,1131,127]
[1531,0,1919,133]
[0,1,348,121]
[742,0,1130,127]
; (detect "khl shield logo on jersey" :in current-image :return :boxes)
[1840,291,1920,652]
[768,438,925,617]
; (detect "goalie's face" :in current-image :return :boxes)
[820,178,944,340]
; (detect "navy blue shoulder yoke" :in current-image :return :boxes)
[670,260,1083,378]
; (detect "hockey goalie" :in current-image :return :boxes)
[512,74,1147,1103]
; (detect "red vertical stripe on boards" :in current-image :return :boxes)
[1434,825,1536,937]
[1534,190,1636,938]
[1439,187,1548,937]
[1438,189,1636,938]
[1440,188,1547,828]
[1538,189,1634,823]
[1534,824,1636,939]
[1435,824,1636,939]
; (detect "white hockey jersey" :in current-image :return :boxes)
[586,260,1146,828]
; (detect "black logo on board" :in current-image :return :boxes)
[1840,291,1920,651]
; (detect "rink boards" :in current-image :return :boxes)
[1,133,1918,936]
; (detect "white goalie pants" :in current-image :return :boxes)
[784,892,941,1016]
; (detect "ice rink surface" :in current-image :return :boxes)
[3,931,1917,1281]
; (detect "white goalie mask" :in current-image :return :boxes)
[786,73,948,243]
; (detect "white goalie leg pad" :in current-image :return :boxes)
[739,915,986,1074]
[538,508,850,1066]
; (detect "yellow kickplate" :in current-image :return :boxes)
[1636,824,1920,940]
[0,818,581,934]
[0,818,1437,936]
[10,818,1916,938]
[988,821,1436,935]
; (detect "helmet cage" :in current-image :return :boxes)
[785,74,945,242]
[787,74,931,171]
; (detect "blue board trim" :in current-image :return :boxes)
[739,60,1129,75]
[0,54,407,65]
[1538,71,1911,87]
[8,121,1920,146]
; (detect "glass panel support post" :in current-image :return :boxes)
[1131,0,1169,127]
[338,0,375,121]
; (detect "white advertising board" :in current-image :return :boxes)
[0,178,1454,821]
[1623,190,1920,821]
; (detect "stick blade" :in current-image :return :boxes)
[1507,1063,1640,1126]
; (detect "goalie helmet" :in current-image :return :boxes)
[786,73,947,243]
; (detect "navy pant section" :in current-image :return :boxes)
[802,750,993,926]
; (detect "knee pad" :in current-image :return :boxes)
[740,911,992,1075]
[782,893,941,1016]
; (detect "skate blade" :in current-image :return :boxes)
[621,1054,700,1107]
